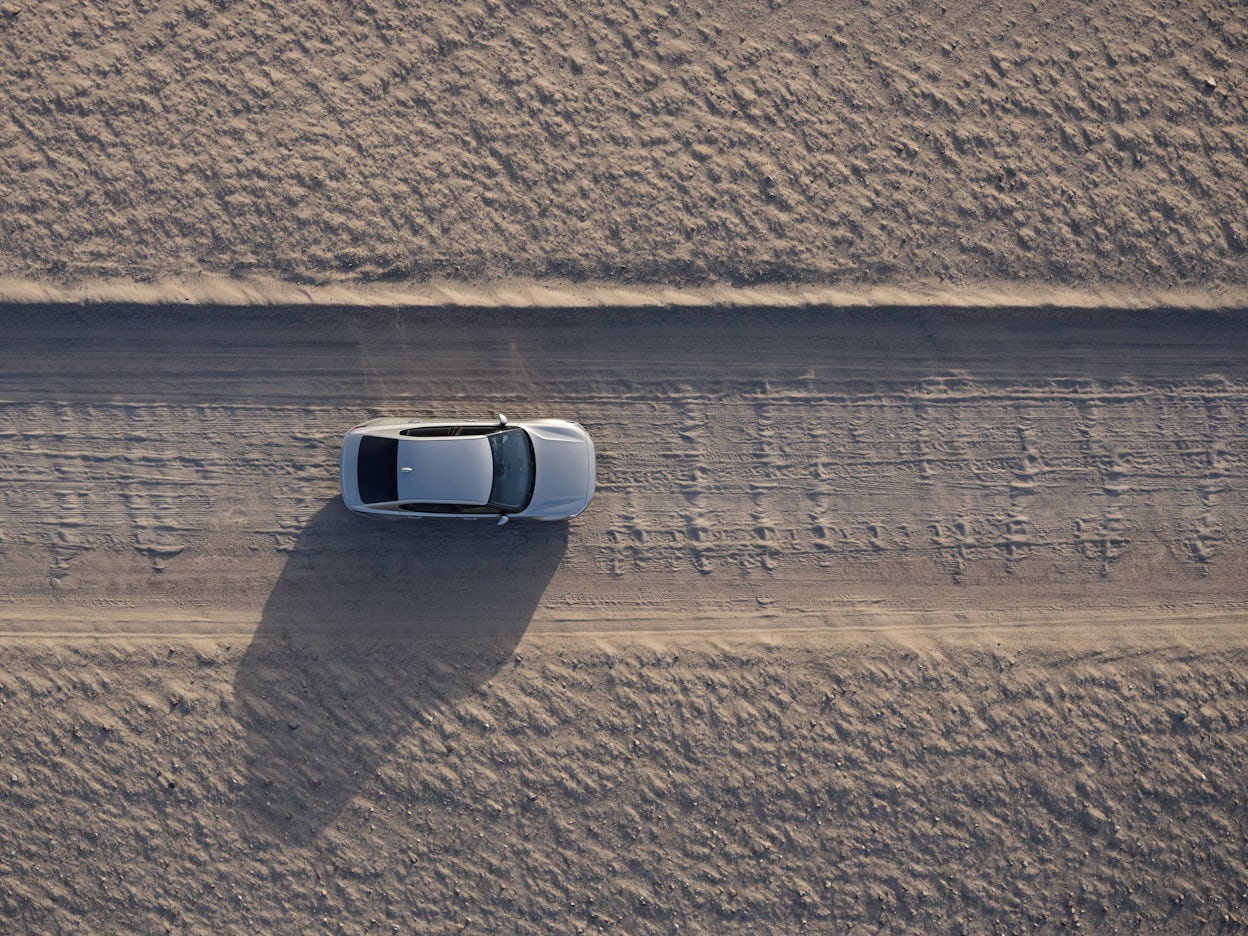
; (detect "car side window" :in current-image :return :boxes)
[399,425,499,438]
[399,427,455,438]
[399,503,501,515]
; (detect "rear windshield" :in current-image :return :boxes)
[357,436,398,504]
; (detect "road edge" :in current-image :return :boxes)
[1,275,1246,311]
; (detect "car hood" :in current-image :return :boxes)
[521,423,594,518]
[396,436,492,504]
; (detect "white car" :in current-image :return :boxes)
[340,415,595,523]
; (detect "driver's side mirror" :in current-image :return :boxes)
[497,413,508,427]
[497,516,509,526]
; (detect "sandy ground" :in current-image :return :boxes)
[2,0,1248,932]
[1,0,1246,288]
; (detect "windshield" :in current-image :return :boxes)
[488,428,535,511]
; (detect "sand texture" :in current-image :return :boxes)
[4,638,1248,934]
[2,0,1248,932]
[1,0,1246,288]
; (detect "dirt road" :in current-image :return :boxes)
[2,302,1245,638]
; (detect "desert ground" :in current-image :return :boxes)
[1,0,1247,933]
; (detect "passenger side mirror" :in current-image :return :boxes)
[497,413,508,427]
[497,516,509,526]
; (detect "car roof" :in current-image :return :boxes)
[394,435,493,505]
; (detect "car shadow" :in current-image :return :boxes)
[232,499,567,844]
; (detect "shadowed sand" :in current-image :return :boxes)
[235,502,567,843]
